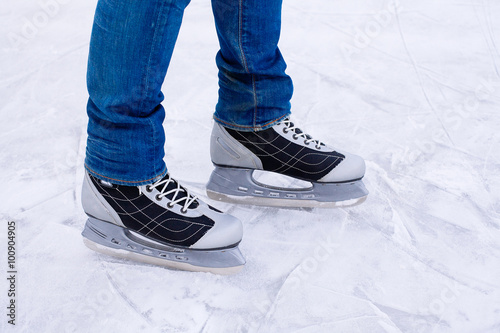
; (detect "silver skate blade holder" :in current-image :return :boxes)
[82,217,245,274]
[206,166,368,208]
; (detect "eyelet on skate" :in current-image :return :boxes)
[292,134,298,140]
[167,202,174,208]
[146,185,153,192]
[282,128,289,134]
[316,145,321,150]
[304,140,310,145]
[180,208,188,214]
[155,194,163,201]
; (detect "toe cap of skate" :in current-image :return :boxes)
[190,210,243,250]
[319,152,366,182]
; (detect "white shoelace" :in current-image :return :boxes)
[144,175,198,213]
[279,119,325,149]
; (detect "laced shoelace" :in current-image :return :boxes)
[279,119,325,149]
[142,174,198,213]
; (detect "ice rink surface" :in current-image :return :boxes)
[1,0,500,332]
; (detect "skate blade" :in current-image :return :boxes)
[82,218,245,275]
[206,167,368,208]
[207,190,367,208]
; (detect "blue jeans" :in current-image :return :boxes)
[85,0,293,185]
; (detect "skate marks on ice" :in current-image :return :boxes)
[3,0,500,332]
[218,157,500,332]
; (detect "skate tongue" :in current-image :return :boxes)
[280,118,325,147]
[291,125,311,139]
[153,174,199,209]
[281,118,305,136]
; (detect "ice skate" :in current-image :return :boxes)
[81,172,245,274]
[207,118,368,208]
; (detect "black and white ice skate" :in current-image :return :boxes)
[206,118,368,208]
[81,172,245,274]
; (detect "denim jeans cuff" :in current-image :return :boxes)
[84,164,168,186]
[213,112,290,132]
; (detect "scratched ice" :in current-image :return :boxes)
[1,0,499,332]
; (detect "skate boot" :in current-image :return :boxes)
[81,172,245,274]
[207,118,368,208]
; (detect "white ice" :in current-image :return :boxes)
[1,0,500,332]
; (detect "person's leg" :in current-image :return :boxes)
[82,0,245,273]
[211,0,293,131]
[85,0,191,186]
[208,0,368,207]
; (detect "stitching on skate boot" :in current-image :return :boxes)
[224,126,345,182]
[89,174,214,247]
